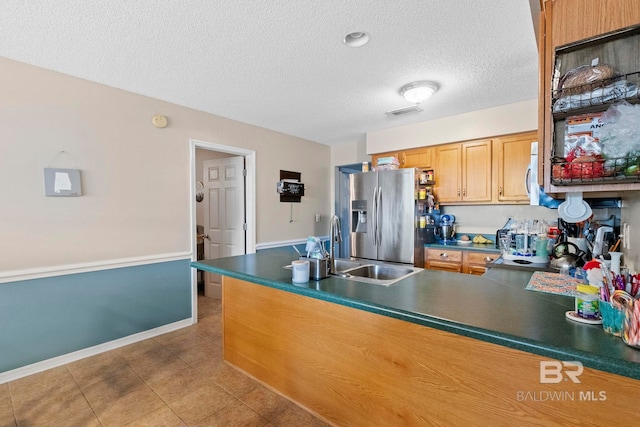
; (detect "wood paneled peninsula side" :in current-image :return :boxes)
[192,248,640,426]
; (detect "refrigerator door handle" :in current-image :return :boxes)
[372,186,378,246]
[377,186,382,246]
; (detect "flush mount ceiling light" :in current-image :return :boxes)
[400,81,438,104]
[343,31,370,47]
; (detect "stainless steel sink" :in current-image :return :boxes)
[331,258,422,286]
[333,259,362,272]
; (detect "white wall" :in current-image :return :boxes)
[0,57,331,273]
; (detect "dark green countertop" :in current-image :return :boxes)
[191,248,640,380]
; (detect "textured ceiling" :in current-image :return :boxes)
[0,1,540,146]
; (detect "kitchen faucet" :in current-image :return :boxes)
[329,215,342,274]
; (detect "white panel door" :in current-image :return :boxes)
[203,156,245,295]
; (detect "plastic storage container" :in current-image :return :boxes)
[575,284,600,319]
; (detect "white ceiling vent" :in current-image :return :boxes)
[386,105,423,116]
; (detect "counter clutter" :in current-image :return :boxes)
[580,258,640,349]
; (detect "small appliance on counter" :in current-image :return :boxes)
[435,214,457,243]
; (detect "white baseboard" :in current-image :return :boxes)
[0,318,193,384]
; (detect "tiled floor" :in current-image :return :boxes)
[0,296,331,426]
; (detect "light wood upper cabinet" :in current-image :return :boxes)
[436,139,492,204]
[370,150,399,169]
[540,0,640,194]
[371,147,433,169]
[369,131,533,205]
[401,147,433,169]
[493,131,536,203]
[434,144,462,202]
[461,140,492,202]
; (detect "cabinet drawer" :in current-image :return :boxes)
[426,248,463,263]
[465,251,497,265]
[425,260,463,273]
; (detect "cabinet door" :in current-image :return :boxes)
[545,0,640,47]
[461,140,492,203]
[463,251,498,275]
[435,144,462,203]
[494,132,535,203]
[371,151,399,169]
[426,261,463,273]
[402,147,433,169]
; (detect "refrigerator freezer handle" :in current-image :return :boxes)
[372,186,378,246]
[377,186,382,246]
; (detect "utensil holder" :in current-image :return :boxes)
[300,257,329,280]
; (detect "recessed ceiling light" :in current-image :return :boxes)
[343,32,370,47]
[400,81,438,104]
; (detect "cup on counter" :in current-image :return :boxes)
[292,260,310,283]
[600,300,625,337]
[499,235,511,256]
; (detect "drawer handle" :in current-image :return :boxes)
[439,253,449,258]
[484,256,494,262]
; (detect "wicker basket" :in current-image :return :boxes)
[558,64,616,96]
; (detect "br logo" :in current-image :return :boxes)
[540,361,583,384]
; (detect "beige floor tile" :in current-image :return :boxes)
[8,366,76,403]
[270,403,332,427]
[94,384,165,427]
[116,337,168,362]
[176,341,223,367]
[123,406,187,427]
[155,330,210,357]
[67,350,130,388]
[192,317,223,342]
[81,365,147,410]
[0,384,16,427]
[13,385,94,427]
[126,346,191,383]
[209,363,259,398]
[0,412,16,427]
[167,381,235,425]
[194,399,269,427]
[240,384,293,421]
[145,366,210,404]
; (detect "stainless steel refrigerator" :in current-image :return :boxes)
[349,168,415,265]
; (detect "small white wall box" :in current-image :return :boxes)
[44,168,82,197]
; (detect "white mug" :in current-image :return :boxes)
[292,260,310,283]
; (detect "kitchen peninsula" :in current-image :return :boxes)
[192,248,640,425]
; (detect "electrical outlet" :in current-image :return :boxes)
[315,213,321,223]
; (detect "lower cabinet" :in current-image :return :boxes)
[425,248,497,275]
[425,248,463,272]
[463,251,497,275]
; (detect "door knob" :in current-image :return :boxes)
[203,234,210,240]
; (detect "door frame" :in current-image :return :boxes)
[189,138,256,322]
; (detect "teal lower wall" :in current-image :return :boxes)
[0,259,192,373]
